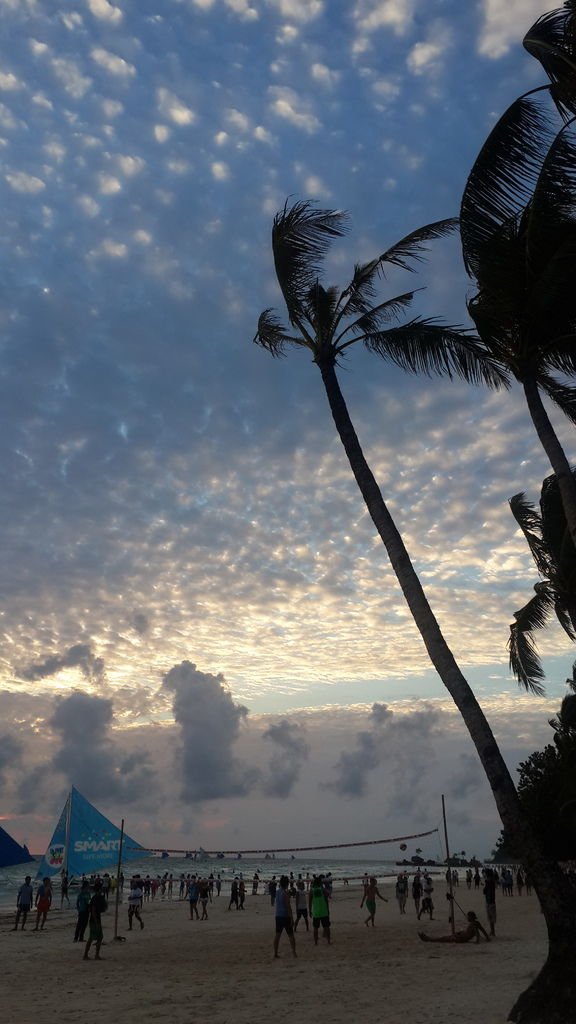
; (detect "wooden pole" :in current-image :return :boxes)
[442,795,456,936]
[113,818,124,941]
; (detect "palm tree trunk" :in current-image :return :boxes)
[523,378,576,547]
[318,359,576,1023]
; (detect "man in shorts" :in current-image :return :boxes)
[309,875,331,945]
[273,876,296,958]
[12,875,34,930]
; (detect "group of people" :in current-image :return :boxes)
[273,874,332,958]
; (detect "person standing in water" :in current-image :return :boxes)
[360,876,388,927]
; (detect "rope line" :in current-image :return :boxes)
[126,827,439,856]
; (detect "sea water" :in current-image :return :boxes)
[0,854,449,911]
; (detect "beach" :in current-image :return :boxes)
[0,881,546,1024]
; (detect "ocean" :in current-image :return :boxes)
[0,854,449,911]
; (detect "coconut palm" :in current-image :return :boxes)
[509,472,576,692]
[254,199,576,1023]
[523,2,576,98]
[460,86,576,549]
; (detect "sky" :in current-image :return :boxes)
[0,0,574,862]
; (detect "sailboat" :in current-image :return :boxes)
[36,786,145,880]
[0,823,34,869]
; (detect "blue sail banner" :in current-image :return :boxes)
[0,824,34,869]
[36,787,144,879]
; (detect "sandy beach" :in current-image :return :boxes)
[0,882,547,1024]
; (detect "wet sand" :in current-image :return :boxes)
[0,884,546,1024]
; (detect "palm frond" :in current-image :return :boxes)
[508,584,555,694]
[336,290,420,343]
[538,372,576,425]
[527,118,576,277]
[272,200,348,325]
[336,219,458,320]
[554,598,576,640]
[304,283,340,339]
[509,491,552,577]
[460,88,560,279]
[253,308,307,357]
[524,3,576,111]
[361,319,510,388]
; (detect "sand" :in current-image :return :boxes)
[0,884,547,1024]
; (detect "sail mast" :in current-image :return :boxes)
[63,789,73,876]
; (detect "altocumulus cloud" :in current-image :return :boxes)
[162,660,257,801]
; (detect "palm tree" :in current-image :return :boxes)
[460,92,576,548]
[254,200,576,1023]
[508,472,576,692]
[460,4,576,548]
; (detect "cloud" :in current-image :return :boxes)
[446,753,483,800]
[477,1,546,59]
[0,733,22,791]
[328,702,441,799]
[50,691,154,800]
[132,612,149,635]
[268,86,321,133]
[407,23,453,76]
[18,643,105,685]
[87,0,123,24]
[262,718,310,795]
[163,661,256,800]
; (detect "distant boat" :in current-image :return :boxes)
[36,786,144,880]
[161,850,169,859]
[0,823,35,869]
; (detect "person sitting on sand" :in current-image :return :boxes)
[419,911,491,944]
[360,876,388,927]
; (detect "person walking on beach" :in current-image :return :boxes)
[273,875,297,959]
[239,877,246,909]
[83,880,107,960]
[128,881,145,930]
[395,873,408,914]
[216,874,222,897]
[360,876,387,927]
[189,876,200,919]
[294,881,309,932]
[412,874,422,917]
[60,870,70,908]
[228,877,239,911]
[418,911,491,944]
[12,875,34,931]
[483,869,497,937]
[309,875,331,946]
[199,878,210,920]
[33,877,52,930]
[74,880,92,942]
[269,876,277,906]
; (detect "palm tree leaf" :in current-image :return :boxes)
[304,283,340,337]
[361,319,510,388]
[539,471,576,580]
[272,200,348,326]
[524,3,576,111]
[337,219,458,319]
[253,309,307,357]
[509,491,552,577]
[460,88,560,279]
[527,119,576,279]
[554,598,576,641]
[336,290,419,343]
[539,373,576,425]
[508,584,555,694]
